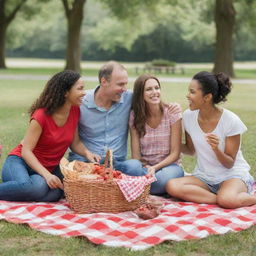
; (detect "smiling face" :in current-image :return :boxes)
[66,78,86,106]
[102,66,128,102]
[143,78,161,105]
[187,79,207,110]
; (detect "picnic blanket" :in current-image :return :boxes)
[1,194,256,250]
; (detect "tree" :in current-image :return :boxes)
[0,0,28,68]
[61,0,86,72]
[213,0,235,77]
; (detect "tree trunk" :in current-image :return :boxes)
[65,18,82,72]
[0,0,7,69]
[0,22,7,69]
[64,0,86,73]
[0,0,28,69]
[213,0,235,77]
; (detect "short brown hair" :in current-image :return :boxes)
[98,61,126,84]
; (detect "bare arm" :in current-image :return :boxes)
[130,127,142,160]
[206,133,240,169]
[21,120,63,189]
[181,131,195,156]
[150,119,182,171]
[70,128,101,163]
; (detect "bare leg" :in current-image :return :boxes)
[217,178,256,208]
[166,176,217,204]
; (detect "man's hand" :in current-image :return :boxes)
[168,102,182,115]
[85,151,101,163]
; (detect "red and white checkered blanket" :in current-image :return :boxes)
[1,193,256,250]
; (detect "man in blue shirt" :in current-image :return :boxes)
[69,61,147,176]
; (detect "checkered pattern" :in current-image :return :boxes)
[116,174,156,202]
[1,191,256,251]
[129,108,182,166]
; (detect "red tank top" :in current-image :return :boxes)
[9,106,80,171]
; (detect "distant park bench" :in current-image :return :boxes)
[135,65,185,75]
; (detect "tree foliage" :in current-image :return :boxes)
[4,0,256,64]
[98,0,156,18]
[0,0,29,68]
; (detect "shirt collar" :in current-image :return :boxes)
[84,86,125,109]
[83,87,98,108]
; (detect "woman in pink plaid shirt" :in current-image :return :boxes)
[129,74,184,195]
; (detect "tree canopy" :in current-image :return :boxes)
[4,0,256,65]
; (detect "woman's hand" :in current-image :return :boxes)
[45,174,63,189]
[85,150,101,163]
[206,133,220,151]
[145,165,156,175]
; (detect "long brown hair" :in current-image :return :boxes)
[131,74,164,138]
[29,70,81,115]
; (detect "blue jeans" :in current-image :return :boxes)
[150,164,184,195]
[0,155,63,202]
[113,159,147,176]
[95,158,147,176]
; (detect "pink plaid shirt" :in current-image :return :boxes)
[129,106,182,166]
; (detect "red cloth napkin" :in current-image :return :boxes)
[116,174,156,202]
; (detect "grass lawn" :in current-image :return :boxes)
[0,76,256,255]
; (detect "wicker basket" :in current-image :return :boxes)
[62,150,150,214]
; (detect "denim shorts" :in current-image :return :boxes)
[195,175,254,194]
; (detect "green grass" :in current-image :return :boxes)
[0,76,256,255]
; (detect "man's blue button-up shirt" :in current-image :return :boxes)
[70,87,133,161]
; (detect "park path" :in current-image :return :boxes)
[0,74,256,84]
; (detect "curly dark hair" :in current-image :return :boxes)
[193,71,232,104]
[132,74,164,138]
[29,70,81,115]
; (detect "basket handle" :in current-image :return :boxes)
[104,149,113,180]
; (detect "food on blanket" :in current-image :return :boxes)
[134,203,159,220]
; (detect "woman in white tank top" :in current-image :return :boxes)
[166,71,255,209]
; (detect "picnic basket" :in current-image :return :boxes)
[61,149,150,214]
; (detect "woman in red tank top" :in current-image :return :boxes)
[0,70,100,202]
